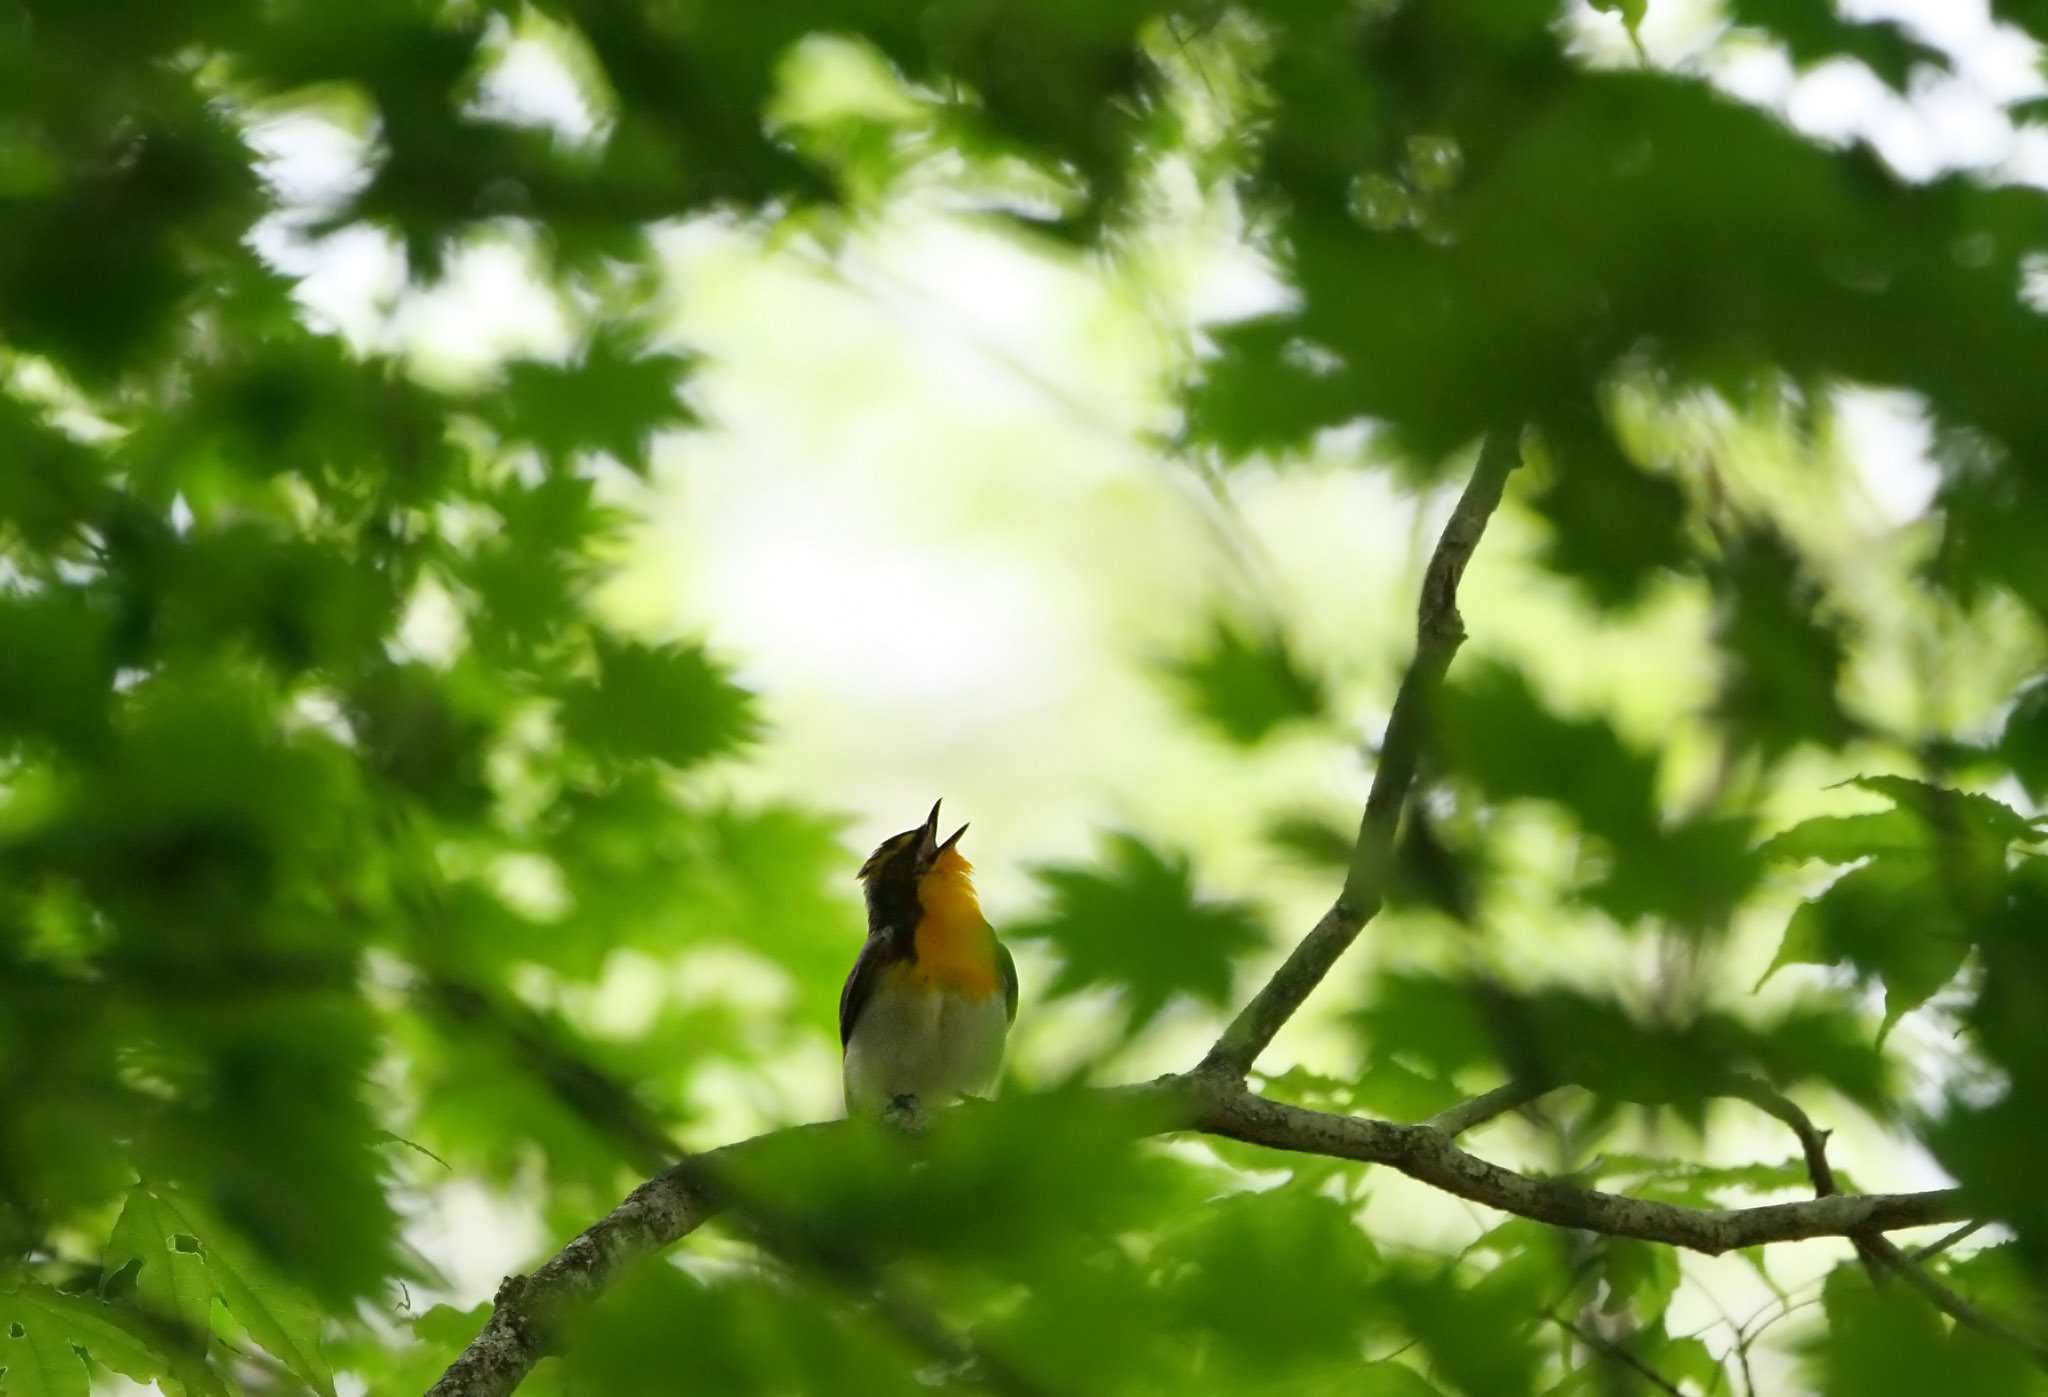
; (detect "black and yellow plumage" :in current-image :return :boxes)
[840,801,1017,1114]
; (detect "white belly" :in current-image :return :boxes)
[843,979,1010,1115]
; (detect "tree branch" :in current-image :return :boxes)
[1910,1219,1990,1261]
[1422,1080,1554,1137]
[1876,1242,2048,1370]
[1191,1085,1965,1255]
[1199,428,1522,1081]
[422,1133,755,1397]
[428,1073,1971,1396]
[1548,1312,1686,1397]
[1728,1078,2048,1373]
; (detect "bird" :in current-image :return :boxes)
[840,800,1017,1116]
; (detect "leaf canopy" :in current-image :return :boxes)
[4,0,2048,1392]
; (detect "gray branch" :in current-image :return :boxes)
[1199,428,1522,1081]
[1191,1084,1965,1255]
[1729,1077,2048,1372]
[1421,1081,1554,1137]
[427,1075,1971,1396]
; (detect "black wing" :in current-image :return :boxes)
[839,934,897,1049]
[997,938,1018,1025]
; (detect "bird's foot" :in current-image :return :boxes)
[881,1093,927,1136]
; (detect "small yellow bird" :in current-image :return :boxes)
[841,801,1017,1115]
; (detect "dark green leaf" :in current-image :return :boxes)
[1526,406,1690,610]
[1728,0,1950,91]
[1010,833,1268,1037]
[481,329,697,475]
[1712,524,1857,759]
[558,639,760,770]
[1355,974,1890,1115]
[1433,662,1658,847]
[1262,808,1357,873]
[2002,678,2048,801]
[1760,859,1971,1030]
[1163,614,1327,746]
[1804,1264,2044,1395]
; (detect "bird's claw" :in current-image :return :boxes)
[881,1093,927,1135]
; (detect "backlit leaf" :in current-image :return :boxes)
[1164,614,1328,746]
[1010,833,1268,1038]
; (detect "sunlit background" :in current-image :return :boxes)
[211,1,2047,1388]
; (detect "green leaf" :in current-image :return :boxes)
[164,1195,335,1397]
[1348,1057,1466,1123]
[1929,433,2048,624]
[1526,405,1689,610]
[481,328,698,475]
[1759,776,2037,1029]
[1384,803,1488,926]
[1010,833,1268,1038]
[1804,1264,2043,1395]
[1153,1186,1383,1367]
[1596,1236,1679,1323]
[1180,319,1368,460]
[1935,1242,2048,1323]
[558,638,760,770]
[1760,809,1936,865]
[1761,775,2038,870]
[1728,0,1949,91]
[1434,664,1759,928]
[0,593,115,755]
[0,1292,89,1397]
[104,1185,335,1395]
[1550,1322,1727,1395]
[1712,525,1857,760]
[2001,678,2048,802]
[1163,614,1327,746]
[1654,1332,1732,1393]
[1842,775,2040,846]
[326,1303,493,1395]
[1588,0,1648,29]
[1384,1261,1545,1397]
[0,1285,174,1397]
[1359,1362,1448,1396]
[105,1186,216,1341]
[1762,859,1973,1030]
[1433,662,1658,847]
[1355,974,1889,1115]
[1262,808,1357,874]
[1584,812,1760,932]
[1590,1152,1819,1207]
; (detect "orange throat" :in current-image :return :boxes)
[905,848,998,999]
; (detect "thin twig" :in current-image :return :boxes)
[1422,1081,1553,1137]
[1199,428,1522,1080]
[1549,1312,1686,1397]
[1910,1219,1989,1261]
[1875,1242,2048,1370]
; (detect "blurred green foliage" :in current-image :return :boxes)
[1011,833,1268,1041]
[3,0,2048,1393]
[1162,613,1328,746]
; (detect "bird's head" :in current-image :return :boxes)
[858,799,970,933]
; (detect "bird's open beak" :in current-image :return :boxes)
[915,799,943,863]
[938,822,969,855]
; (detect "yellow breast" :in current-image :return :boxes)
[903,848,999,999]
